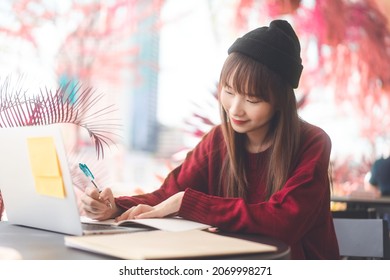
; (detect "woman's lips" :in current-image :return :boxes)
[231,118,248,125]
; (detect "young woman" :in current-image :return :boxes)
[82,19,340,259]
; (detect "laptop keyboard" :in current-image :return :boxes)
[82,223,118,231]
[81,222,149,234]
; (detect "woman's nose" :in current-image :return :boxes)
[229,96,244,116]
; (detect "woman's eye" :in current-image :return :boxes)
[246,98,262,104]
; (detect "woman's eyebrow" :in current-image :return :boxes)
[224,83,232,89]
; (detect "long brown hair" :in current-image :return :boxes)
[218,52,301,200]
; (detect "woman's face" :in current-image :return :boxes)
[220,82,275,140]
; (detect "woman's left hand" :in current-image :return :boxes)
[115,191,185,221]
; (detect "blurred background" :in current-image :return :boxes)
[1,0,390,200]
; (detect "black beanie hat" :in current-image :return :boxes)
[228,20,303,88]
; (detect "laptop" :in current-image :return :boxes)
[0,125,144,236]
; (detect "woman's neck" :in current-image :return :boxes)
[246,130,272,153]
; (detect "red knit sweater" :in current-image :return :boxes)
[116,121,340,259]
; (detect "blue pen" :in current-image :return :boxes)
[79,163,101,192]
[79,163,112,209]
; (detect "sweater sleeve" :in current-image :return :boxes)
[115,127,220,211]
[179,125,332,245]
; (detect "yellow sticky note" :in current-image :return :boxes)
[27,137,66,198]
[33,177,66,198]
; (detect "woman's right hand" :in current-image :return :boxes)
[81,186,121,220]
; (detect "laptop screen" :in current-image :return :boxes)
[0,125,84,235]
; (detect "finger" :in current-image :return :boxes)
[98,188,114,209]
[104,200,113,209]
[80,193,95,210]
[81,193,108,215]
[129,204,155,219]
[82,201,104,215]
[116,204,153,221]
[84,207,105,220]
[83,208,99,219]
[124,205,142,220]
[85,186,100,200]
[207,227,219,233]
[135,209,160,219]
[81,192,101,208]
[115,207,135,222]
[98,187,113,200]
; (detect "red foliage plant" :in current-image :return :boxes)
[296,0,390,137]
[56,0,165,87]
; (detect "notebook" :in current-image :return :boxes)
[65,229,278,259]
[0,125,145,236]
[80,216,211,232]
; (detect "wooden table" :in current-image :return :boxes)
[0,221,291,260]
